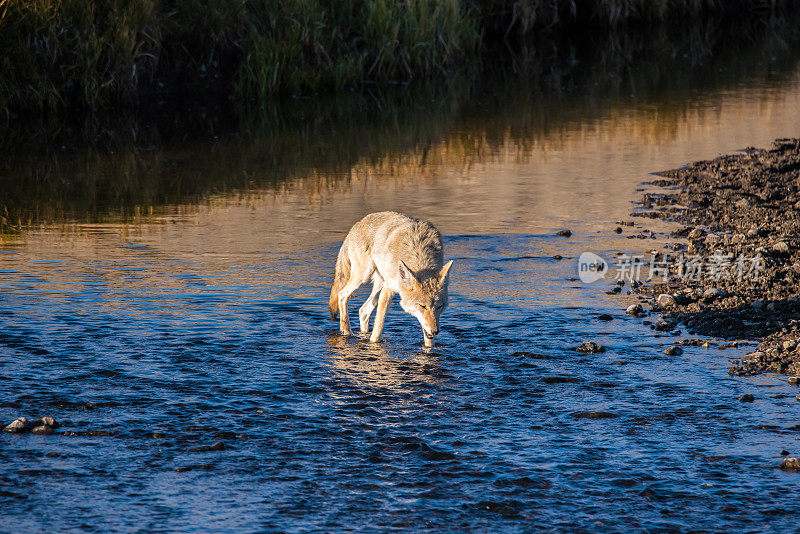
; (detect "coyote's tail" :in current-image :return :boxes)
[329,238,350,320]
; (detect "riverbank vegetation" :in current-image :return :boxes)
[1,0,799,116]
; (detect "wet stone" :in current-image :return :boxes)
[4,417,28,433]
[572,411,617,419]
[779,457,800,472]
[597,314,614,321]
[41,416,58,428]
[555,229,572,237]
[664,346,683,356]
[772,241,790,254]
[656,293,677,308]
[188,441,226,453]
[703,288,724,301]
[31,425,54,435]
[653,320,676,332]
[575,342,606,354]
[626,304,644,316]
[739,394,755,403]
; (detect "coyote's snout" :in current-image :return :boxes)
[329,212,453,348]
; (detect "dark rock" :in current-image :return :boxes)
[188,441,226,452]
[511,351,550,360]
[552,254,563,260]
[626,304,644,316]
[175,464,214,473]
[664,346,683,356]
[782,450,791,456]
[575,342,606,354]
[31,425,54,435]
[614,227,623,234]
[571,411,617,419]
[739,394,755,402]
[653,320,676,332]
[597,314,614,321]
[555,229,572,237]
[541,376,580,384]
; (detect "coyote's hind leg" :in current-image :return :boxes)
[337,280,362,336]
[359,278,383,333]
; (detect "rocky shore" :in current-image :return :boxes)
[631,138,800,378]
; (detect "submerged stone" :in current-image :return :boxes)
[575,342,606,354]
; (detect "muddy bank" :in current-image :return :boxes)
[631,138,800,377]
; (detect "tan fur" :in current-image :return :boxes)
[329,212,453,348]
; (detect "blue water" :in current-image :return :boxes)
[3,63,800,532]
[1,230,799,532]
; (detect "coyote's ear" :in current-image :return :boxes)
[439,260,454,283]
[398,260,417,285]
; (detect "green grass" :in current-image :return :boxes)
[0,0,797,115]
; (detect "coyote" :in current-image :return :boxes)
[329,212,453,348]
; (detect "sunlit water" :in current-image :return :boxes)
[3,61,800,531]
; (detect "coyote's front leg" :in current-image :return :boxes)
[359,280,383,334]
[369,287,394,342]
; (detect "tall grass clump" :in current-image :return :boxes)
[0,0,797,115]
[0,0,480,114]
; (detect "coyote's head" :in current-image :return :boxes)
[397,260,454,347]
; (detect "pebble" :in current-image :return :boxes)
[772,241,790,254]
[688,228,706,239]
[653,320,676,332]
[552,254,563,260]
[556,229,572,237]
[656,293,677,308]
[703,288,725,300]
[664,346,683,356]
[614,227,623,234]
[41,416,58,428]
[4,417,28,433]
[739,394,755,402]
[626,304,644,316]
[779,457,800,471]
[575,342,606,354]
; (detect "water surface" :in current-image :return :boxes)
[2,55,800,532]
